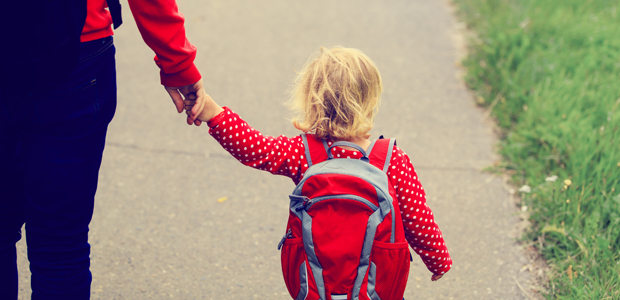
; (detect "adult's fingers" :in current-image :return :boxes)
[164,87,184,113]
[190,87,207,121]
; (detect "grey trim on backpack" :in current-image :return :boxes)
[287,139,401,300]
[331,295,348,300]
[306,194,378,212]
[289,195,308,220]
[385,139,397,243]
[296,261,309,300]
[351,209,383,300]
[388,197,396,244]
[293,159,396,243]
[367,262,382,300]
[374,138,397,243]
[327,141,368,159]
[293,160,391,204]
[302,210,327,300]
[365,139,378,157]
[382,139,396,173]
[322,139,330,153]
[301,134,314,167]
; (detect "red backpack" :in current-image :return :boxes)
[278,134,411,300]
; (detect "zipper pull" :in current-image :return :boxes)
[277,229,292,250]
[295,197,313,211]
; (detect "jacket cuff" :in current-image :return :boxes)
[207,107,230,127]
[159,62,202,87]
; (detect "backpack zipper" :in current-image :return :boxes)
[302,194,379,211]
[277,228,293,250]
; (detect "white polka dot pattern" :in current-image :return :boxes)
[207,107,452,276]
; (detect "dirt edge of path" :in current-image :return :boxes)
[444,1,551,298]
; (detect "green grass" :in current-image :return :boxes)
[453,0,620,298]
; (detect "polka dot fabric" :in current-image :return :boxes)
[207,107,452,276]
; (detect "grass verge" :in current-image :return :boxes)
[452,0,620,298]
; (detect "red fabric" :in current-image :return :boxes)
[309,198,372,294]
[367,138,390,171]
[371,241,410,299]
[304,135,329,165]
[82,0,201,87]
[207,107,452,276]
[81,0,114,42]
[280,237,305,297]
[302,175,379,206]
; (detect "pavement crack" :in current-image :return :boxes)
[106,142,485,170]
[415,165,482,172]
[105,142,234,159]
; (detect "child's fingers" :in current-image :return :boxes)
[431,274,443,281]
[190,90,207,119]
[184,93,198,125]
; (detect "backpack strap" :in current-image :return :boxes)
[108,0,123,29]
[301,134,329,167]
[367,137,397,173]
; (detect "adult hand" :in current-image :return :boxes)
[164,78,206,126]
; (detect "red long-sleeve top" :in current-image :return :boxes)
[207,107,452,276]
[82,0,200,86]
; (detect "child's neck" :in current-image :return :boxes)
[331,136,372,152]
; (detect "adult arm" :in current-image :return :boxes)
[127,0,205,125]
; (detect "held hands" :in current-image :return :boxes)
[184,93,223,124]
[164,79,207,126]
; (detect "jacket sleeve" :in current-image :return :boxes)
[207,107,307,183]
[390,147,452,276]
[127,0,201,87]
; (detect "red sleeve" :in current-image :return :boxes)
[207,107,307,183]
[388,146,452,276]
[127,0,201,87]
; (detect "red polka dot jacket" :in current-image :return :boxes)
[207,107,452,276]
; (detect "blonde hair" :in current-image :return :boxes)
[288,47,383,140]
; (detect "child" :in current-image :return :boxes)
[186,47,451,296]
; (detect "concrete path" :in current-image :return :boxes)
[17,0,534,299]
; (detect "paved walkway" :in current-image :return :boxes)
[17,0,533,299]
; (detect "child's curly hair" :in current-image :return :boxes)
[288,47,383,141]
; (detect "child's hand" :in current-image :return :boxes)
[184,93,224,123]
[165,78,206,126]
[431,274,443,281]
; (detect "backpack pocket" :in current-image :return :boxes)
[369,240,410,300]
[281,237,307,299]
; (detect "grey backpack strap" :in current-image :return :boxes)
[301,133,330,167]
[301,134,313,167]
[327,141,369,161]
[367,138,396,173]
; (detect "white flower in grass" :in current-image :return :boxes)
[518,185,531,193]
[545,175,558,182]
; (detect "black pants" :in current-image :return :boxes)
[0,36,117,299]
